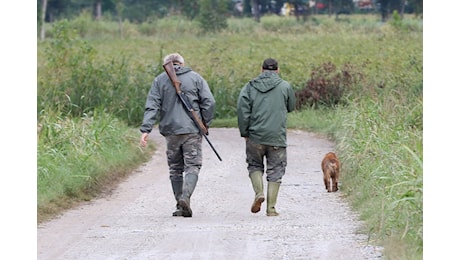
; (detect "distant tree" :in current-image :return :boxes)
[115,0,124,37]
[39,0,48,40]
[41,0,260,24]
[178,0,200,19]
[327,0,332,16]
[41,0,115,21]
[378,0,405,22]
[319,0,354,17]
[44,0,72,21]
[251,0,260,22]
[197,0,228,32]
[94,0,102,20]
[407,0,422,17]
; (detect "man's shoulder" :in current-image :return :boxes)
[154,72,169,82]
[279,78,292,87]
[179,69,205,80]
[177,66,194,75]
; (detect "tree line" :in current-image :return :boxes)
[38,0,422,38]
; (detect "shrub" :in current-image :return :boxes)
[295,62,363,109]
[197,0,228,33]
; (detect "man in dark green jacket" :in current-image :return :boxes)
[140,53,216,218]
[237,58,296,216]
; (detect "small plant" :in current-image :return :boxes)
[390,10,402,29]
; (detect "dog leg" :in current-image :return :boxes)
[323,175,329,191]
[332,176,338,192]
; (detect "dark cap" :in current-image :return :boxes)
[262,58,278,70]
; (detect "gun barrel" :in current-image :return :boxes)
[204,135,222,161]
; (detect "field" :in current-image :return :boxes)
[37,13,423,259]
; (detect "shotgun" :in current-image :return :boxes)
[163,61,222,161]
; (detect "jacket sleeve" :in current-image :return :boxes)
[237,84,251,137]
[197,76,216,126]
[286,83,296,113]
[140,78,162,133]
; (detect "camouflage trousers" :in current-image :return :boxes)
[165,133,203,181]
[245,138,287,183]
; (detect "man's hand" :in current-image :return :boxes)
[202,120,209,135]
[140,133,149,147]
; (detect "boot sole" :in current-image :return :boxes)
[172,210,183,217]
[251,197,265,213]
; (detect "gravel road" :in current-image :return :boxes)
[37,128,383,259]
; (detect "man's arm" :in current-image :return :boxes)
[287,83,296,113]
[197,77,216,127]
[140,79,162,134]
[237,85,251,137]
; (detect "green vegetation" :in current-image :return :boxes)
[37,14,422,259]
[37,109,155,223]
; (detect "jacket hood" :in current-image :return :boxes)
[174,65,193,75]
[250,71,283,93]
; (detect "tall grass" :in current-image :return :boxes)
[334,82,422,258]
[37,108,155,223]
[37,13,422,258]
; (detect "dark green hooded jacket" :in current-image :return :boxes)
[237,71,296,147]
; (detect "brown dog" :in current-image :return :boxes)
[321,152,340,192]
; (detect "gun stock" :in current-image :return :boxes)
[163,61,182,93]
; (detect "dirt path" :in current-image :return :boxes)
[37,128,383,259]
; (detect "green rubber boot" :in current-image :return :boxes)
[266,181,281,216]
[179,173,198,218]
[171,180,183,217]
[250,171,265,213]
